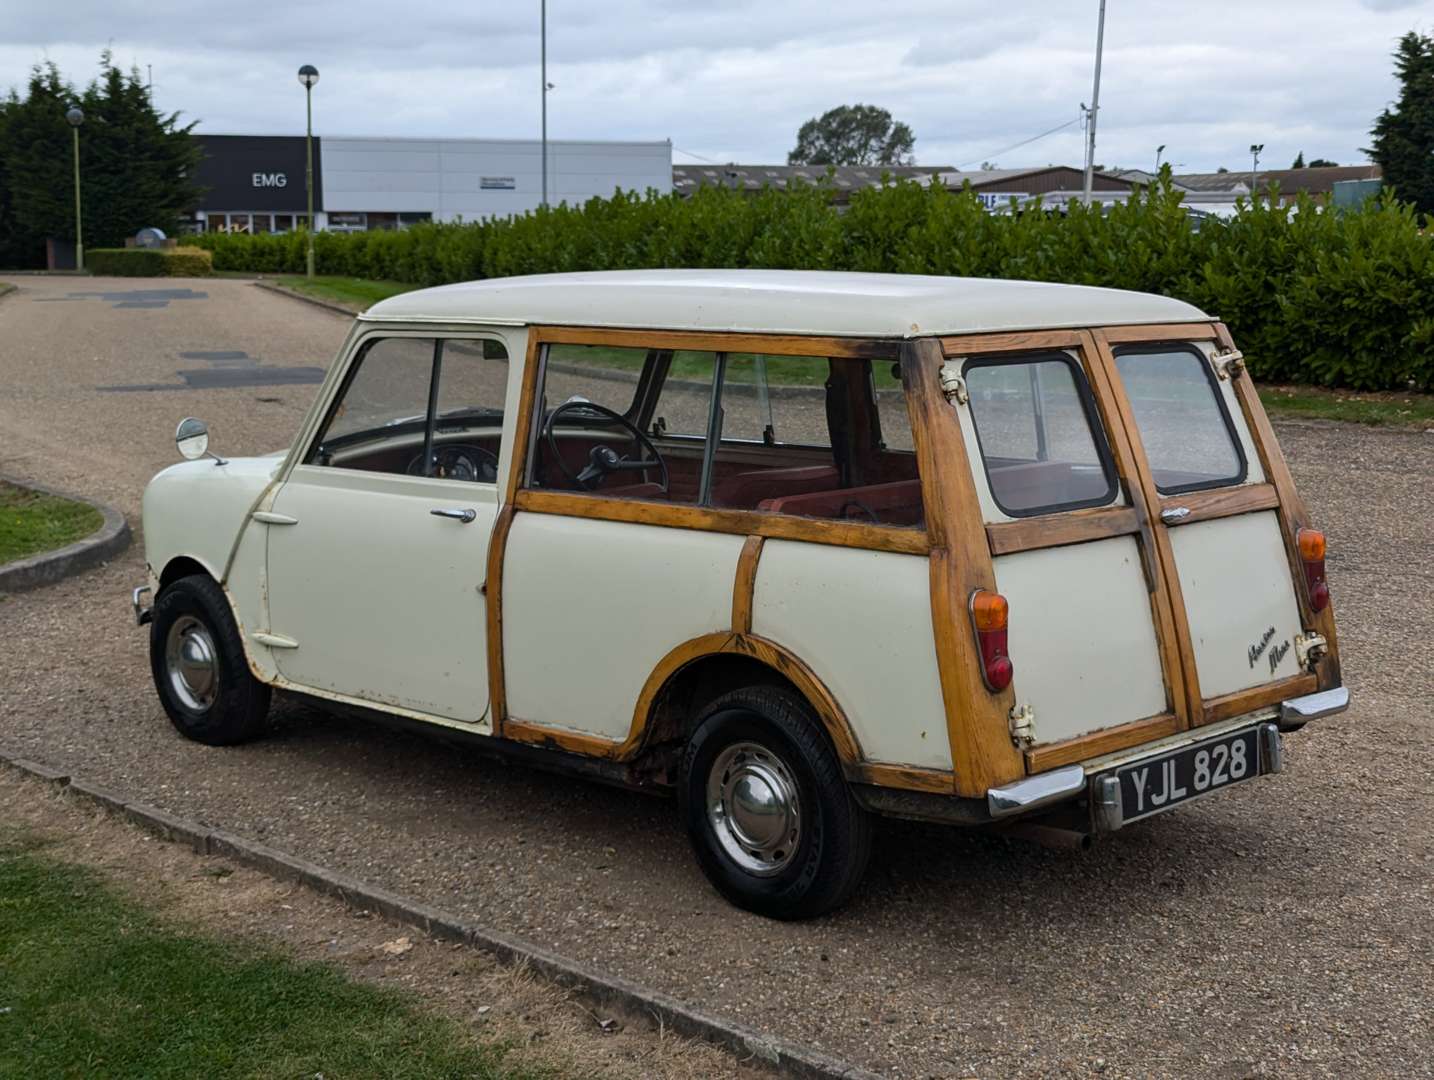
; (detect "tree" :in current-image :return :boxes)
[1309,158,1338,167]
[788,105,915,167]
[0,53,203,268]
[1368,31,1434,212]
[1291,151,1306,168]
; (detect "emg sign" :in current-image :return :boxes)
[252,172,288,188]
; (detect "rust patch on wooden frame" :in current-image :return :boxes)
[1024,712,1181,772]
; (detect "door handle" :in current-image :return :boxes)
[1160,506,1192,525]
[430,507,477,523]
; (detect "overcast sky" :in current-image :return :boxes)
[3,1,1430,173]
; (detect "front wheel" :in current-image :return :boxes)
[149,574,271,745]
[679,686,872,919]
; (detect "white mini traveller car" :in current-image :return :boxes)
[135,270,1348,919]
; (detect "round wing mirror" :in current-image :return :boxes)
[175,417,210,460]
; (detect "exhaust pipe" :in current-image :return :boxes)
[1001,821,1094,852]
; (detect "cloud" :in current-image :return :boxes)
[2,0,1430,171]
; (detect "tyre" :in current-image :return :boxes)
[679,685,872,919]
[149,574,271,746]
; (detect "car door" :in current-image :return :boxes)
[1104,336,1312,720]
[263,333,511,725]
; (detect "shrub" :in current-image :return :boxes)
[186,182,1434,390]
[86,246,213,277]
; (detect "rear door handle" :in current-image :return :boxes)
[430,507,477,524]
[1160,506,1191,525]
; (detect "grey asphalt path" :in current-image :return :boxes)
[1,273,1431,1079]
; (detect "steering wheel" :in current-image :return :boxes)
[404,443,499,483]
[542,400,669,493]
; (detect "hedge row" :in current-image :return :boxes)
[87,246,212,276]
[188,179,1434,390]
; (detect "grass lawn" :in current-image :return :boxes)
[0,831,547,1080]
[0,482,102,565]
[1257,383,1434,428]
[271,275,415,310]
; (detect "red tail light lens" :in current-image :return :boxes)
[970,590,1013,691]
[1297,527,1329,612]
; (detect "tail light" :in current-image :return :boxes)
[1297,527,1329,612]
[969,589,1013,691]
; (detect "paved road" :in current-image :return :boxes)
[2,274,1431,1079]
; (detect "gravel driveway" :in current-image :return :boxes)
[1,274,1431,1079]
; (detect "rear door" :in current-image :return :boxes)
[948,332,1189,769]
[1099,333,1315,723]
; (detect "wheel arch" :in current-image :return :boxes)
[158,554,219,591]
[620,632,864,769]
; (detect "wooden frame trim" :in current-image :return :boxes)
[986,506,1140,556]
[940,329,1085,355]
[731,535,764,634]
[1024,712,1181,772]
[905,338,1025,798]
[1082,328,1200,729]
[617,631,863,761]
[1098,322,1219,344]
[512,488,931,555]
[1216,324,1341,690]
[1160,483,1280,527]
[1203,671,1318,725]
[501,719,625,758]
[529,324,902,360]
[849,762,958,795]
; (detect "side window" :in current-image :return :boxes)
[1114,346,1246,494]
[529,344,716,505]
[964,354,1117,516]
[308,335,508,482]
[710,354,923,529]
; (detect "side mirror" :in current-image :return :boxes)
[175,417,225,465]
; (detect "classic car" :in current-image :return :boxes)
[134,270,1348,918]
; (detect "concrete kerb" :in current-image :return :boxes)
[0,474,131,594]
[253,279,363,319]
[0,750,882,1080]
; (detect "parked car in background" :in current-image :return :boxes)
[134,270,1347,918]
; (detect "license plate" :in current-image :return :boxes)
[1111,726,1264,825]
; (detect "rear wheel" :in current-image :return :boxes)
[679,686,872,919]
[149,574,270,745]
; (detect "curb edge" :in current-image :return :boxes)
[0,475,132,594]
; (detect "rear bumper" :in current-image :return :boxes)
[1279,686,1349,729]
[987,684,1350,822]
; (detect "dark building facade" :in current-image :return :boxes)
[190,134,322,233]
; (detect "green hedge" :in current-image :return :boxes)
[87,246,213,277]
[189,179,1434,390]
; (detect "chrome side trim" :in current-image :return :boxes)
[987,764,1085,820]
[1279,686,1349,728]
[132,585,153,627]
[251,631,299,650]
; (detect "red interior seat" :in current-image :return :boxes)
[759,479,924,526]
[710,465,840,509]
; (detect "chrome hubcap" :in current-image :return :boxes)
[707,741,802,876]
[165,615,218,711]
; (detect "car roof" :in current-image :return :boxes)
[360,269,1211,338]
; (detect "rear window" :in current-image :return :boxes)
[1114,346,1246,494]
[964,354,1117,517]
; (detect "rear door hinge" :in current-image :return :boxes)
[1294,631,1328,671]
[1009,703,1037,747]
[939,362,970,405]
[1213,349,1245,380]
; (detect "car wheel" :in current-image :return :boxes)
[149,574,271,746]
[679,685,872,919]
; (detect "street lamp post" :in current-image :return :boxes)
[540,0,549,210]
[1155,144,1166,173]
[66,106,84,271]
[1249,143,1264,201]
[298,65,320,278]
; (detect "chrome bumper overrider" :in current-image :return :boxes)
[1279,686,1349,729]
[132,585,152,626]
[987,764,1085,819]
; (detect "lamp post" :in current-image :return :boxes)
[540,1,549,210]
[1155,144,1166,173]
[1249,143,1264,201]
[66,105,84,271]
[297,65,320,278]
